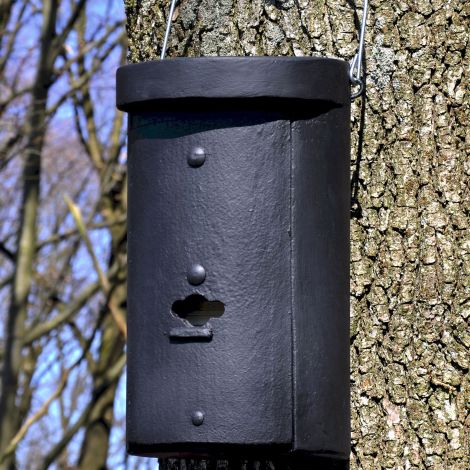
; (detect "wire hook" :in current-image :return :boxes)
[349,0,369,100]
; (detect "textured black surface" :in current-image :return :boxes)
[117,57,350,462]
[291,108,350,455]
[116,57,349,111]
[127,111,292,447]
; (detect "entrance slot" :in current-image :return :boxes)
[171,294,225,327]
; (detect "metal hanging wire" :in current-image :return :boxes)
[349,0,369,100]
[161,0,178,60]
[160,0,369,100]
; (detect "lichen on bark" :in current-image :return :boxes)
[123,1,469,468]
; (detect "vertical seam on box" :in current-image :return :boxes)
[289,119,296,448]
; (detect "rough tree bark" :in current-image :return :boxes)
[123,1,468,469]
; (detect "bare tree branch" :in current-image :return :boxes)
[64,195,127,338]
[23,279,100,345]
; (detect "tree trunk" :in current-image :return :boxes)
[123,1,469,468]
[77,314,125,470]
[0,2,58,468]
[77,229,127,470]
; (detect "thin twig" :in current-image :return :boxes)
[64,195,127,337]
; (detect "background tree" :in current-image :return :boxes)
[0,1,140,468]
[123,0,469,469]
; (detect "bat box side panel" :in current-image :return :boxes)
[291,104,351,459]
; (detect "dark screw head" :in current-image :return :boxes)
[188,147,206,167]
[192,411,204,426]
[187,264,206,285]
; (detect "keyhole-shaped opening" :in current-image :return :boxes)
[171,294,225,327]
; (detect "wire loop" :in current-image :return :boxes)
[349,0,369,100]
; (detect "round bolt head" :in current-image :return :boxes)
[188,147,206,167]
[187,264,206,285]
[191,411,204,426]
